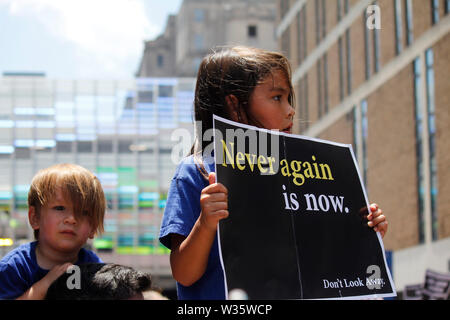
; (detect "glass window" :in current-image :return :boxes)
[77,141,92,153]
[361,100,368,187]
[0,145,14,154]
[321,0,327,39]
[248,25,257,38]
[98,140,113,153]
[352,107,358,159]
[413,57,425,243]
[394,0,403,55]
[56,141,72,153]
[425,48,438,241]
[0,120,14,128]
[280,0,290,18]
[323,54,329,114]
[300,74,309,130]
[338,37,345,101]
[346,29,352,95]
[404,0,414,46]
[194,34,204,50]
[119,140,132,153]
[282,28,290,61]
[317,59,323,118]
[295,5,307,66]
[192,57,202,75]
[296,12,302,65]
[35,139,55,149]
[158,85,173,98]
[138,90,153,103]
[315,0,321,44]
[15,147,31,159]
[159,148,172,155]
[157,54,164,68]
[364,10,371,80]
[15,139,34,147]
[194,8,205,22]
[373,22,381,72]
[337,0,342,21]
[118,233,134,247]
[297,79,304,123]
[302,6,307,61]
[14,184,30,210]
[138,232,157,246]
[431,0,439,24]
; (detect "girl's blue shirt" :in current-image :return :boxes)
[159,155,226,300]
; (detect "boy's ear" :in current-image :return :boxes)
[28,206,40,231]
[225,95,241,122]
[88,229,96,239]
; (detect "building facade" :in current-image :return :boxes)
[136,15,177,78]
[277,0,450,292]
[0,73,196,289]
[137,0,278,78]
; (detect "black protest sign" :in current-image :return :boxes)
[213,115,396,299]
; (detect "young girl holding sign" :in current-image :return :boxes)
[159,46,387,299]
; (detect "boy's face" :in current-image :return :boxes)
[29,188,96,253]
[247,69,295,133]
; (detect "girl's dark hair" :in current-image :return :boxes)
[191,46,295,178]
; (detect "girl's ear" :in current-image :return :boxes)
[28,206,40,231]
[225,95,241,122]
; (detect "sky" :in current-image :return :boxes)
[0,0,183,79]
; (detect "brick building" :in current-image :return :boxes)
[277,0,450,291]
[137,0,278,77]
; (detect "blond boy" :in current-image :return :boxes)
[0,163,106,299]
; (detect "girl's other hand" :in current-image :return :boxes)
[367,203,388,238]
[199,172,229,232]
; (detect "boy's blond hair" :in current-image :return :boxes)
[28,163,105,239]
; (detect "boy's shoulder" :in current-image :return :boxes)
[0,242,100,267]
[78,246,102,264]
[0,241,38,299]
[0,241,36,269]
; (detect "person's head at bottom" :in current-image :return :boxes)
[45,263,152,300]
